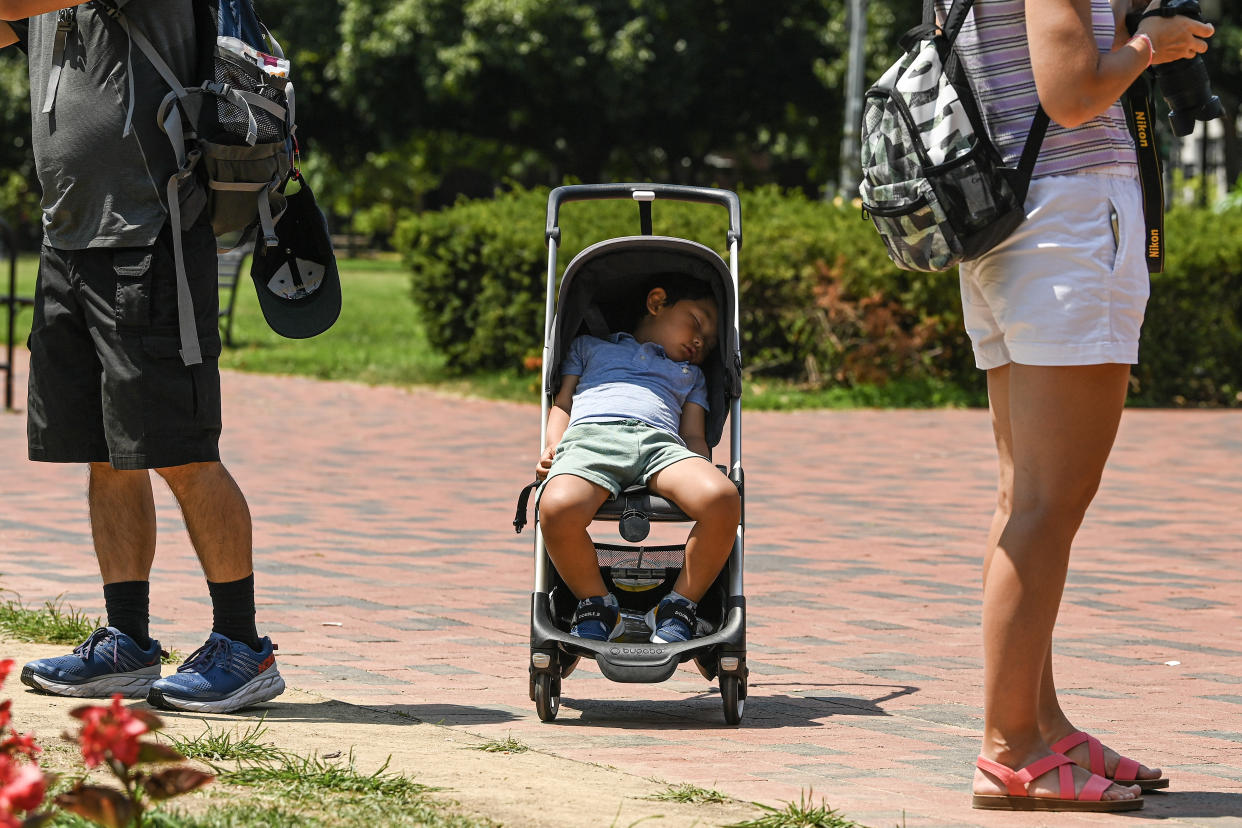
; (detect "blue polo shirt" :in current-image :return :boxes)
[563,333,709,440]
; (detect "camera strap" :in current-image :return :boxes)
[1122,75,1164,274]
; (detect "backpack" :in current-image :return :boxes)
[92,0,296,365]
[858,0,1048,272]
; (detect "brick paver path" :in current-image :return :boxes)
[2,352,1239,827]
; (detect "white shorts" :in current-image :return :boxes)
[959,171,1150,370]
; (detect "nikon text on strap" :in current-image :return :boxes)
[1122,75,1164,274]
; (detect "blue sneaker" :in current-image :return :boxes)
[569,596,623,642]
[645,596,697,643]
[21,627,163,698]
[147,633,284,713]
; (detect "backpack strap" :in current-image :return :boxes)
[940,0,1049,204]
[40,8,76,116]
[95,3,209,366]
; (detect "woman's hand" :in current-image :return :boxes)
[1136,1,1215,65]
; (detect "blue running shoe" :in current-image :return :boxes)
[646,596,697,644]
[147,633,284,713]
[569,596,623,641]
[21,627,163,698]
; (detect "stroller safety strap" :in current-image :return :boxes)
[513,480,540,533]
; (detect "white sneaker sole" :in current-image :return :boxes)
[21,665,161,698]
[149,669,285,714]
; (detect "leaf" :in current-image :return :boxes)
[20,813,56,828]
[53,785,137,828]
[136,742,185,764]
[141,767,214,800]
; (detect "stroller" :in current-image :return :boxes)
[514,183,747,724]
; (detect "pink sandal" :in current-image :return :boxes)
[972,754,1143,811]
[1051,730,1169,791]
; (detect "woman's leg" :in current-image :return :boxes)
[983,364,1162,783]
[539,474,611,599]
[973,362,1140,801]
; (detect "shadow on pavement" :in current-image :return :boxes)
[1137,791,1242,819]
[557,683,919,729]
[150,699,521,727]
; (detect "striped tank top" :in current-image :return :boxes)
[943,0,1136,178]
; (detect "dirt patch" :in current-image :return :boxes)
[2,640,757,827]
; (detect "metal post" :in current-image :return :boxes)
[836,0,868,199]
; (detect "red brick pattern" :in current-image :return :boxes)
[1,351,1239,826]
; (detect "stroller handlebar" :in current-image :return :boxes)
[546,184,741,248]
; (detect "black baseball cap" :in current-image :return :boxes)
[249,176,341,339]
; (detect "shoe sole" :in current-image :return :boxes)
[147,669,285,714]
[20,665,161,699]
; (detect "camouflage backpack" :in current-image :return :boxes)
[859,0,1049,272]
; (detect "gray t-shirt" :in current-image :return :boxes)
[562,333,710,444]
[17,1,197,249]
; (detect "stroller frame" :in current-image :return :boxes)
[527,184,747,725]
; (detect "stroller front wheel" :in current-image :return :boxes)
[534,672,560,722]
[720,673,745,725]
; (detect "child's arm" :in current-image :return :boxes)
[679,403,710,460]
[536,376,578,479]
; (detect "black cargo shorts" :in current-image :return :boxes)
[27,217,223,470]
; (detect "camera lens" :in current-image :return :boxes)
[1155,57,1224,137]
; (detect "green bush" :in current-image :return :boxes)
[394,185,1242,406]
[1132,206,1242,406]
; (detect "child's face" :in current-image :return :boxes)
[644,290,718,365]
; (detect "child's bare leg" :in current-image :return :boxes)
[648,458,740,601]
[539,474,611,599]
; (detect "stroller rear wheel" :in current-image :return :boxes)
[720,673,745,725]
[534,672,560,722]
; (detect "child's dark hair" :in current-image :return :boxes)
[644,272,715,308]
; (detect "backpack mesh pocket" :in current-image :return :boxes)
[862,178,963,273]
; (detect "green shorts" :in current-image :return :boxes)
[541,419,700,500]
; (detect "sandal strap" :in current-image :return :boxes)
[1113,755,1141,782]
[1052,730,1142,782]
[1080,772,1113,802]
[976,753,1075,798]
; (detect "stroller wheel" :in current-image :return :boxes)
[534,672,560,722]
[720,673,745,725]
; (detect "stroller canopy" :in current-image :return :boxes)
[547,236,741,448]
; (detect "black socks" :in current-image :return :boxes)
[207,573,261,651]
[103,580,152,649]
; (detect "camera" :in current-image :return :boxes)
[1127,0,1223,137]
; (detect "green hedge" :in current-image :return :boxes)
[394,185,1242,406]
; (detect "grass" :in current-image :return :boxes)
[0,590,100,645]
[1,252,981,409]
[164,717,287,764]
[647,782,729,804]
[726,790,864,828]
[471,734,529,754]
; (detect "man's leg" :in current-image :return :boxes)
[156,461,258,648]
[89,463,158,648]
[21,250,165,698]
[148,460,284,713]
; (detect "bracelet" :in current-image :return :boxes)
[1131,32,1155,67]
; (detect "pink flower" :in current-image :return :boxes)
[0,661,12,690]
[0,732,39,761]
[0,755,45,815]
[72,695,153,769]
